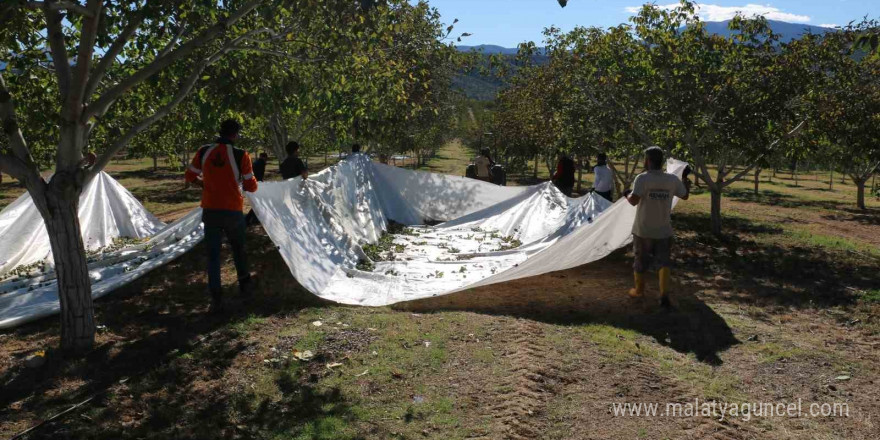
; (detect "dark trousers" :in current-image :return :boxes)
[556,182,574,197]
[596,190,613,202]
[203,209,249,294]
[632,235,673,273]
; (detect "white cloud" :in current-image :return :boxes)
[818,23,840,28]
[624,3,812,23]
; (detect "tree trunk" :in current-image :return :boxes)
[41,175,95,354]
[829,171,833,190]
[152,154,158,171]
[753,168,761,195]
[710,189,722,235]
[576,158,583,194]
[854,177,866,210]
[533,154,539,180]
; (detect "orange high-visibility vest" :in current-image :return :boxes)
[185,143,258,212]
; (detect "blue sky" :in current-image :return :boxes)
[427,0,878,47]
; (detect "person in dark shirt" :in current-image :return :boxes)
[552,152,576,197]
[280,141,308,180]
[253,152,268,181]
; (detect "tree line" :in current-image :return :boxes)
[485,1,878,234]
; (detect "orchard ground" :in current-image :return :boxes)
[1,141,878,440]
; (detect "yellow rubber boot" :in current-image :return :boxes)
[629,272,645,298]
[658,267,672,307]
[659,267,671,296]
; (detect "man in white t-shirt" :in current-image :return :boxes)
[624,146,690,307]
[593,153,614,201]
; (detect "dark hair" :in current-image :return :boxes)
[351,143,361,153]
[644,146,664,170]
[219,119,242,138]
[259,152,268,159]
[597,153,607,165]
[480,148,490,158]
[285,141,300,156]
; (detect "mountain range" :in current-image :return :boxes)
[455,20,835,55]
[454,20,837,100]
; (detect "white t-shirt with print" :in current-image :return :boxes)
[632,170,687,239]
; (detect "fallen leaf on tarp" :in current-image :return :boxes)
[293,350,314,361]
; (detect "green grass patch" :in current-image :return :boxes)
[743,341,808,363]
[231,314,268,334]
[781,229,880,257]
[859,289,880,304]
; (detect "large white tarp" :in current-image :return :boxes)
[0,172,165,275]
[0,174,203,329]
[0,156,686,328]
[248,154,688,306]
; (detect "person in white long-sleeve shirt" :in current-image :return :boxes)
[593,153,614,201]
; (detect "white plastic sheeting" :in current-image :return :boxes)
[0,172,165,275]
[0,174,203,329]
[249,154,688,306]
[0,156,686,328]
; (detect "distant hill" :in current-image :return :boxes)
[700,19,834,43]
[456,45,520,55]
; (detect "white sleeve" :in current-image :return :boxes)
[632,174,645,197]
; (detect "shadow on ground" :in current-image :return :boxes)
[672,211,879,310]
[0,231,352,439]
[397,249,738,366]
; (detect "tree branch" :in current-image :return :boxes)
[0,72,41,180]
[83,0,265,122]
[685,130,719,192]
[24,0,96,17]
[156,20,188,59]
[721,120,807,188]
[89,57,214,176]
[65,0,102,121]
[228,45,325,62]
[0,152,34,182]
[88,28,261,176]
[43,1,72,98]
[83,8,147,99]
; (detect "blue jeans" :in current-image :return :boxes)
[203,209,249,294]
